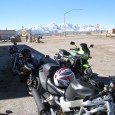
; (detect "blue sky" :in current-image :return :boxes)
[0,0,115,30]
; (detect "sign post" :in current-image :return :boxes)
[27,29,31,42]
[95,24,100,35]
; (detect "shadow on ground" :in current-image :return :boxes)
[0,110,13,115]
[0,44,55,100]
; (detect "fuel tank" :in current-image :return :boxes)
[65,79,100,101]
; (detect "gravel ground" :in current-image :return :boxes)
[0,35,115,115]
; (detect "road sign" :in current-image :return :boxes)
[22,30,26,36]
[96,24,100,30]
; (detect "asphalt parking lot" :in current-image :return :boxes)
[0,35,115,115]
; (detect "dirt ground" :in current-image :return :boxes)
[0,35,115,115]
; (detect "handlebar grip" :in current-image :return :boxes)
[70,48,76,50]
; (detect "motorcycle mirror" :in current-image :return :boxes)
[89,44,94,48]
[70,41,75,45]
[45,55,50,58]
[109,76,115,79]
[13,42,17,45]
[77,48,80,51]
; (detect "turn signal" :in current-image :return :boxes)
[89,56,92,59]
[19,72,26,75]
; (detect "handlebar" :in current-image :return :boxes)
[83,91,107,101]
[70,48,80,51]
[70,48,76,50]
[109,76,115,79]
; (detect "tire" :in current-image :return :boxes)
[27,77,42,96]
[11,64,18,76]
[11,69,17,76]
[41,110,51,115]
[92,111,107,115]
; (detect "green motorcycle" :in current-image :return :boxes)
[54,41,94,78]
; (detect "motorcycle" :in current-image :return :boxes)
[32,63,115,115]
[20,55,49,95]
[8,42,21,75]
[54,41,94,78]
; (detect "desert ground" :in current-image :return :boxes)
[0,35,115,115]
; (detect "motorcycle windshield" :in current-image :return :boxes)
[80,43,90,59]
[80,43,90,54]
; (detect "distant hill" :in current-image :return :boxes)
[17,23,105,35]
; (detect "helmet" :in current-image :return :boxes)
[19,48,31,59]
[53,68,75,87]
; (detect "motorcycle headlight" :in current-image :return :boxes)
[27,63,35,70]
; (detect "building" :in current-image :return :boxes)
[106,29,115,37]
[0,30,16,40]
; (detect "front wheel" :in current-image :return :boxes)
[41,111,51,115]
[41,104,63,115]
[11,63,18,76]
[27,77,41,96]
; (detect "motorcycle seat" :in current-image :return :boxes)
[41,63,60,78]
[59,49,70,57]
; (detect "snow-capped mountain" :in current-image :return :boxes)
[17,23,100,35]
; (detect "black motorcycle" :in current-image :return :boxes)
[9,42,20,75]
[20,55,49,95]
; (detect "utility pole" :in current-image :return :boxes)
[64,9,83,37]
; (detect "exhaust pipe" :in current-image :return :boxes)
[32,88,46,114]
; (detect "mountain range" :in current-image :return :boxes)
[17,23,104,35]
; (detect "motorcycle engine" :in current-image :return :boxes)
[43,92,57,106]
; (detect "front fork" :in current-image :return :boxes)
[105,100,115,115]
[81,60,92,77]
[12,54,18,72]
[27,71,38,90]
[27,70,33,86]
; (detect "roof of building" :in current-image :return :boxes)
[0,30,16,35]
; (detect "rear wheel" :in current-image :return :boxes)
[11,63,18,76]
